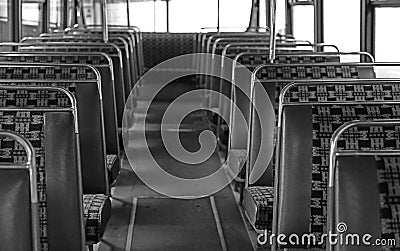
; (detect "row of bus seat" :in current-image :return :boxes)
[198,32,400,250]
[0,27,143,251]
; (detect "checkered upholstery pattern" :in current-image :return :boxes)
[283,84,400,103]
[3,54,110,65]
[377,157,400,250]
[20,45,120,56]
[0,88,73,108]
[0,111,48,250]
[83,194,111,244]
[284,83,400,248]
[256,65,359,80]
[143,33,196,69]
[244,186,274,230]
[0,66,97,80]
[237,54,339,71]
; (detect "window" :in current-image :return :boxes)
[169,0,217,32]
[22,0,44,37]
[324,0,360,61]
[375,7,400,62]
[0,0,12,42]
[129,0,167,32]
[50,0,64,30]
[292,4,314,42]
[219,0,252,32]
[260,0,286,34]
[107,0,129,26]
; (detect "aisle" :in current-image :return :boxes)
[99,77,254,251]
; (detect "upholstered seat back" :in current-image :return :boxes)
[246,64,374,187]
[0,53,119,156]
[332,123,400,250]
[19,43,126,124]
[277,82,400,249]
[0,107,84,251]
[0,84,108,194]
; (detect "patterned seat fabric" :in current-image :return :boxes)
[106,154,119,184]
[283,83,400,249]
[83,194,111,244]
[243,186,274,231]
[0,111,48,250]
[377,157,400,251]
[0,88,111,246]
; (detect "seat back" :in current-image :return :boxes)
[22,36,134,96]
[17,42,126,123]
[328,120,400,251]
[0,131,39,251]
[222,53,341,150]
[276,81,400,249]
[0,99,85,250]
[246,63,376,187]
[0,52,119,157]
[0,66,109,195]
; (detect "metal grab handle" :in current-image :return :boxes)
[327,119,400,251]
[0,130,39,251]
[329,119,400,188]
[314,43,340,52]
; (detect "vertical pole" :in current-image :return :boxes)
[79,0,86,28]
[153,0,156,32]
[11,0,21,42]
[285,0,292,35]
[246,0,260,32]
[217,0,220,32]
[62,0,69,29]
[314,0,324,51]
[102,0,108,42]
[127,0,131,27]
[268,0,277,63]
[42,0,50,33]
[166,0,170,32]
[361,0,374,62]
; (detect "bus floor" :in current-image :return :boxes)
[98,77,256,251]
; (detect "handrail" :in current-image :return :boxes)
[268,0,277,63]
[0,130,39,251]
[329,119,400,188]
[327,119,400,251]
[101,0,109,42]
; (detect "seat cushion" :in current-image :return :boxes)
[106,154,120,184]
[83,194,111,244]
[243,186,274,231]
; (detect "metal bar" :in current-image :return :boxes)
[11,0,21,42]
[62,0,69,29]
[314,0,323,51]
[166,0,170,32]
[246,0,260,32]
[127,0,131,27]
[0,131,39,251]
[361,0,375,62]
[102,0,109,42]
[217,0,220,32]
[329,119,400,188]
[42,0,50,33]
[268,0,277,63]
[285,0,293,35]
